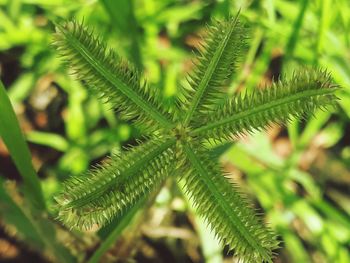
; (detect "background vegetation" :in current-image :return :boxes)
[0,0,349,262]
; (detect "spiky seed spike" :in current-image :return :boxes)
[53,20,175,132]
[181,13,246,125]
[191,69,339,140]
[181,144,279,262]
[52,13,339,263]
[55,138,176,230]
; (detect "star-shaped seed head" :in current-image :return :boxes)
[53,12,338,262]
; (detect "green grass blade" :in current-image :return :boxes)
[316,0,331,62]
[87,197,145,263]
[0,80,46,210]
[284,0,309,60]
[26,131,69,152]
[100,0,142,69]
[0,186,75,263]
[0,80,75,263]
[0,177,43,247]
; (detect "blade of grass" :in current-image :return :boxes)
[90,179,170,263]
[0,177,43,247]
[281,230,311,262]
[265,0,276,25]
[0,177,75,262]
[0,79,45,210]
[316,0,331,63]
[287,120,299,149]
[284,0,309,146]
[299,110,331,147]
[336,0,350,47]
[100,0,142,69]
[284,0,309,60]
[87,197,145,263]
[26,131,69,152]
[0,80,75,263]
[245,38,274,93]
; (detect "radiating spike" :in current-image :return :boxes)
[54,138,175,230]
[192,69,339,141]
[53,20,174,133]
[180,144,279,262]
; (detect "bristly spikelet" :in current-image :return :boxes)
[53,13,339,263]
[52,21,175,133]
[180,144,279,263]
[55,138,176,230]
[181,13,246,124]
[191,68,339,141]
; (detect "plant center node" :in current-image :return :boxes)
[172,124,190,141]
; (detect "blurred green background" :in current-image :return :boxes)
[0,0,349,262]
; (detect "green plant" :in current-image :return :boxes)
[52,14,338,262]
[0,80,74,262]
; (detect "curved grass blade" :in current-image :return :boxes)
[0,177,43,247]
[0,80,75,263]
[87,197,145,263]
[0,80,45,210]
[100,0,142,69]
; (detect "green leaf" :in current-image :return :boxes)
[0,178,43,247]
[87,197,145,263]
[0,79,45,210]
[284,0,309,60]
[0,80,75,263]
[26,131,69,152]
[100,0,142,69]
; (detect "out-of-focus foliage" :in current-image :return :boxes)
[0,0,349,262]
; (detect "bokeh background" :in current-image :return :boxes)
[0,0,349,262]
